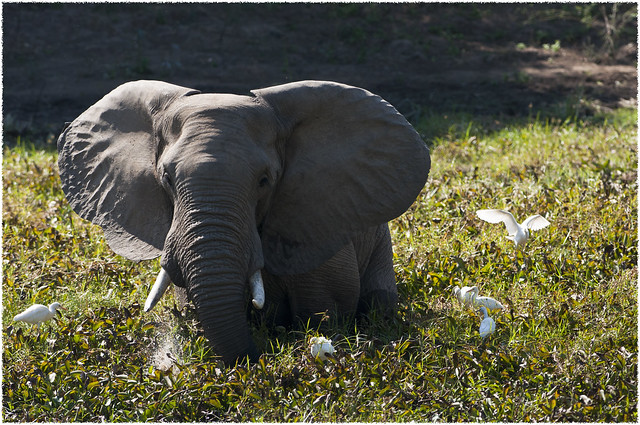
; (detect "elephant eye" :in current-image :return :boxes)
[258,175,270,188]
[162,172,174,190]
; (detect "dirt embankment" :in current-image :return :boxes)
[3,3,636,140]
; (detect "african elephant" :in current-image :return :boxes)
[57,80,430,363]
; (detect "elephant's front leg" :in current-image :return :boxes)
[263,243,361,326]
[353,223,398,316]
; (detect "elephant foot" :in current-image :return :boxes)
[357,289,398,318]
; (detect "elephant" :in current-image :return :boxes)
[57,80,431,364]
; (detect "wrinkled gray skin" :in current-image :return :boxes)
[57,80,430,364]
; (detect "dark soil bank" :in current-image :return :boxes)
[3,3,636,139]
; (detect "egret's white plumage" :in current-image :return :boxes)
[13,302,64,328]
[453,286,504,313]
[476,209,550,249]
[309,336,335,360]
[453,285,479,307]
[478,306,496,338]
[473,296,504,312]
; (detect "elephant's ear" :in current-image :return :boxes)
[57,80,200,261]
[252,81,430,275]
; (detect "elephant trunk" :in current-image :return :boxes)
[188,258,259,363]
[164,190,262,364]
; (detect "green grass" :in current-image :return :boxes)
[3,108,637,421]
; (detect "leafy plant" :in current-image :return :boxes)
[543,39,561,52]
[3,107,637,421]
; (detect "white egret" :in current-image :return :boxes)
[478,306,496,338]
[476,209,550,249]
[473,296,504,312]
[453,286,504,313]
[309,336,335,361]
[13,302,65,328]
[453,285,479,307]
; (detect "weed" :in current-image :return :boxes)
[543,39,562,52]
[2,109,637,421]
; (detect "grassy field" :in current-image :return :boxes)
[2,108,637,421]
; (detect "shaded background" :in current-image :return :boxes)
[3,3,637,142]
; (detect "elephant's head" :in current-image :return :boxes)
[57,80,430,363]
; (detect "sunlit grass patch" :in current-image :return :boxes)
[392,108,637,421]
[3,108,637,421]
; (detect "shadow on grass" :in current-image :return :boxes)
[4,95,634,158]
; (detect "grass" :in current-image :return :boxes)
[3,107,637,421]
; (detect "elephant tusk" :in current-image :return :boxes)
[249,270,265,310]
[144,268,172,312]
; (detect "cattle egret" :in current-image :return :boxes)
[478,306,496,338]
[473,296,504,312]
[13,302,65,328]
[476,209,550,249]
[453,286,504,313]
[453,285,479,307]
[309,336,335,361]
